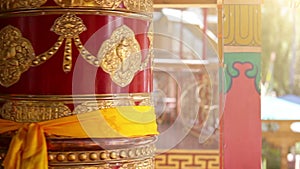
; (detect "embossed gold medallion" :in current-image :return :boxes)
[98,25,142,87]
[0,25,35,87]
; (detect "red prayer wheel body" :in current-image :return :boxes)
[0,1,156,168]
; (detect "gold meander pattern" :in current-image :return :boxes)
[155,150,219,169]
[0,25,35,87]
[0,95,152,122]
[0,0,153,14]
[0,13,151,87]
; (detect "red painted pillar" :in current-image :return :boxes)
[221,2,262,169]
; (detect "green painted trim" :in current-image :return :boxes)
[223,52,261,93]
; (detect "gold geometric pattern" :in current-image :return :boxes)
[155,150,219,169]
[223,4,261,46]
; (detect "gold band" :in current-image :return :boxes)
[0,0,153,17]
[48,158,155,169]
[0,94,152,123]
[48,144,156,164]
[0,152,155,169]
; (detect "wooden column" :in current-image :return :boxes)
[221,0,262,169]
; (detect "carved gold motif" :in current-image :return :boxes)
[0,25,35,87]
[53,13,87,72]
[31,14,88,73]
[0,101,72,123]
[0,14,151,87]
[0,0,47,11]
[98,25,142,87]
[51,14,87,39]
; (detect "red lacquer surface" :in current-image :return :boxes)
[0,15,152,95]
[223,63,261,169]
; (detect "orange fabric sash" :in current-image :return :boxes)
[0,106,158,169]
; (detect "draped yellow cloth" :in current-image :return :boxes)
[0,106,158,169]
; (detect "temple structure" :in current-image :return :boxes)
[0,0,262,169]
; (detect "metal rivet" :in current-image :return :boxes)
[100,152,107,160]
[89,153,98,160]
[110,152,117,159]
[67,153,76,161]
[120,151,127,158]
[94,60,99,65]
[32,60,39,65]
[56,154,66,161]
[64,65,71,70]
[79,153,87,161]
[48,154,54,161]
[41,56,47,61]
[128,150,134,157]
[136,149,141,156]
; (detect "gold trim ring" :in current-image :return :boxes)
[0,0,153,18]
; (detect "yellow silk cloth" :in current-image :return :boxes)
[0,106,158,169]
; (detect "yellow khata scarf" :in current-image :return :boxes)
[0,106,158,169]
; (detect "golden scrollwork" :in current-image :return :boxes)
[0,25,35,87]
[98,25,142,87]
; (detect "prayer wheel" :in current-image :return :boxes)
[0,1,157,169]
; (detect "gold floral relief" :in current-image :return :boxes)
[0,25,35,87]
[53,0,122,8]
[98,25,142,87]
[52,0,152,13]
[0,0,47,11]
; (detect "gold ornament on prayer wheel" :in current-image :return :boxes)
[0,0,157,169]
